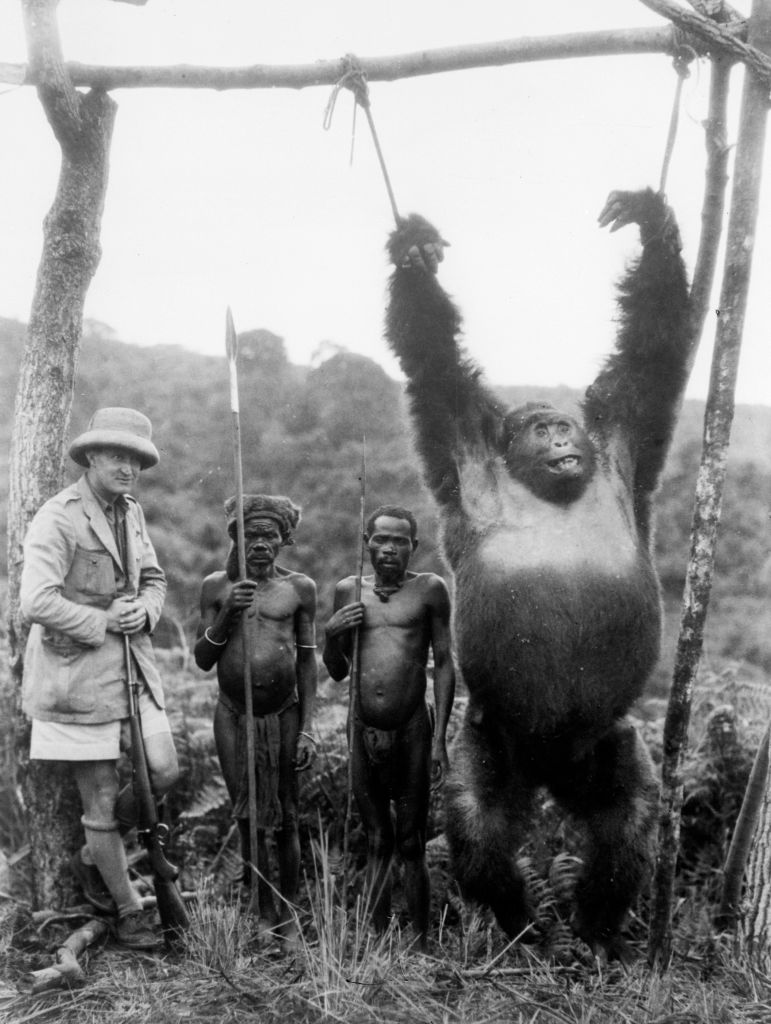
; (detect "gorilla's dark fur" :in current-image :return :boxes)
[384,190,690,956]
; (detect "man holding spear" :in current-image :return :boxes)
[193,494,317,946]
[323,505,456,947]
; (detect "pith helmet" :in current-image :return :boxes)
[68,407,160,469]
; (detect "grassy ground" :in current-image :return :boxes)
[3,651,771,1023]
[3,879,771,1024]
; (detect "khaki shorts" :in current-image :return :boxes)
[30,688,171,761]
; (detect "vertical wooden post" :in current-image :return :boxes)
[8,0,117,910]
[648,0,771,968]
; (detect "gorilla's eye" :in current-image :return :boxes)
[557,422,571,435]
[534,424,548,438]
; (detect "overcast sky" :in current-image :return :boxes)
[1,0,768,405]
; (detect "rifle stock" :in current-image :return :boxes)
[124,636,189,942]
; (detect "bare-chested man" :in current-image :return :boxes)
[323,505,455,946]
[194,494,317,946]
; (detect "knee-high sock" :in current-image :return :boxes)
[81,785,134,864]
[82,817,142,917]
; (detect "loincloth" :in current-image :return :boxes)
[357,701,434,768]
[218,688,298,831]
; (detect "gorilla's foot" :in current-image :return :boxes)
[491,900,538,944]
[570,909,635,966]
[277,914,300,953]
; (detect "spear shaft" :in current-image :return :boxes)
[342,443,366,908]
[226,307,260,917]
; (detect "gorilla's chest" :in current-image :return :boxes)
[451,469,661,708]
[472,475,639,579]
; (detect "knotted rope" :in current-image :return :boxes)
[324,54,401,226]
[659,39,699,193]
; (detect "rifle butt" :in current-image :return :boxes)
[154,878,190,944]
[146,837,180,883]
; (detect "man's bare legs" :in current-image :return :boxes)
[214,696,303,945]
[351,702,432,946]
[352,734,395,932]
[275,703,301,946]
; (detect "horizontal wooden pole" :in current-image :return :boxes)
[1,26,685,91]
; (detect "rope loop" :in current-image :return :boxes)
[323,53,369,131]
[323,52,401,226]
[672,39,698,81]
[659,39,698,194]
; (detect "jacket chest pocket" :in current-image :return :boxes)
[65,547,116,604]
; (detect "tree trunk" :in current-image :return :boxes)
[7,0,117,910]
[648,0,771,969]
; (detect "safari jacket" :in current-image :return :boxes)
[20,474,167,724]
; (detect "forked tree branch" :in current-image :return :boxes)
[642,0,771,83]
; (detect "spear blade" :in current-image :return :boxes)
[225,307,240,413]
[225,306,238,361]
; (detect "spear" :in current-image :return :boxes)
[225,307,260,918]
[342,440,366,910]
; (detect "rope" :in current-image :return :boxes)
[324,54,401,226]
[659,40,698,194]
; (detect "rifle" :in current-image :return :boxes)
[123,634,189,943]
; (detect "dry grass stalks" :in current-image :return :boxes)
[3,878,771,1024]
[5,662,771,1021]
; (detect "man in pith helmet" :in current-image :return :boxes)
[20,407,179,950]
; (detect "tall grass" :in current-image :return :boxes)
[183,877,254,972]
[298,830,415,1019]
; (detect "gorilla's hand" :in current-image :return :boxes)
[598,189,681,249]
[388,213,448,273]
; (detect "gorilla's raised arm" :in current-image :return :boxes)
[385,215,505,509]
[584,189,690,507]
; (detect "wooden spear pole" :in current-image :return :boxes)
[225,307,261,919]
[648,0,771,969]
[341,442,366,911]
[718,723,771,930]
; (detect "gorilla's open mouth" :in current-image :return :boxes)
[547,455,581,473]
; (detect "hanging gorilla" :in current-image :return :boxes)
[384,189,690,958]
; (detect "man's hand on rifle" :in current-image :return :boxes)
[106,597,148,635]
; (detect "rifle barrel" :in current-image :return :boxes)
[123,634,189,938]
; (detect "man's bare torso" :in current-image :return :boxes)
[345,572,435,730]
[203,567,308,715]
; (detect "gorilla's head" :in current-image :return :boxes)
[503,402,596,503]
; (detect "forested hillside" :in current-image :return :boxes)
[2,316,770,666]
